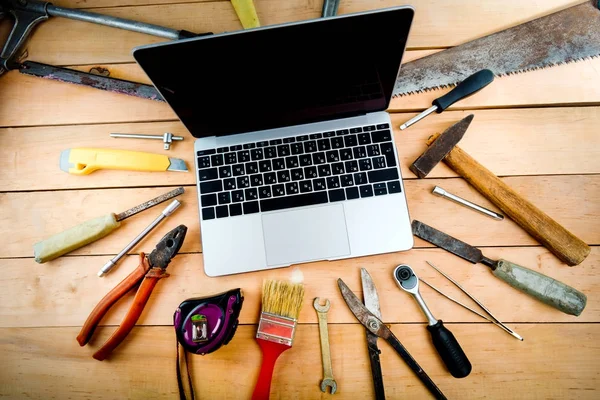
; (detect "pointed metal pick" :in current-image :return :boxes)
[409,114,474,178]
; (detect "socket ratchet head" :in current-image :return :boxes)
[393,264,420,294]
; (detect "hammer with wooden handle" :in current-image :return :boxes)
[410,115,590,266]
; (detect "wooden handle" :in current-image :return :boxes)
[427,135,590,266]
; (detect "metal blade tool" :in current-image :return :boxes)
[360,268,385,400]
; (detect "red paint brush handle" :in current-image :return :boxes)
[251,339,290,400]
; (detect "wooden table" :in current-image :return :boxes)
[1,0,599,398]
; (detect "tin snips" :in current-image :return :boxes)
[77,225,187,360]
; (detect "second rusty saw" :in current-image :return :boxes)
[395,1,600,95]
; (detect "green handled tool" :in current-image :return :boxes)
[33,187,184,263]
[412,220,587,316]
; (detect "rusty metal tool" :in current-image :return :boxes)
[360,268,385,400]
[410,115,590,266]
[432,186,503,220]
[313,298,337,394]
[338,276,447,399]
[33,187,184,263]
[77,225,187,360]
[393,264,472,378]
[394,1,600,95]
[412,220,587,316]
[110,132,183,150]
[399,70,494,130]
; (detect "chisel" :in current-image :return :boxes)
[33,187,184,263]
[412,220,587,316]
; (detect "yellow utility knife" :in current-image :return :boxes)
[231,0,260,29]
[60,148,188,175]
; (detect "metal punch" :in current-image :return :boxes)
[432,186,504,220]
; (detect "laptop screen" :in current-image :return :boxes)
[133,7,414,138]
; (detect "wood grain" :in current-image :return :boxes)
[0,323,598,399]
[1,247,597,328]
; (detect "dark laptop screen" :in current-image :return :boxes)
[134,7,414,138]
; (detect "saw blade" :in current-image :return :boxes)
[394,1,600,96]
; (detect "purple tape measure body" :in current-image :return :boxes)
[174,288,244,354]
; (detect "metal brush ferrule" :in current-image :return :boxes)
[256,312,297,346]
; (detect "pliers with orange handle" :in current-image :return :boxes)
[77,225,187,360]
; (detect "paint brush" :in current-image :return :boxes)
[251,279,305,400]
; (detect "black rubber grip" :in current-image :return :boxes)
[177,30,213,39]
[427,320,472,378]
[433,69,494,112]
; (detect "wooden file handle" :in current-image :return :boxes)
[427,134,590,266]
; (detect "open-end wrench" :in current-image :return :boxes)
[313,298,337,394]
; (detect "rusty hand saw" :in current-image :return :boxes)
[395,0,600,95]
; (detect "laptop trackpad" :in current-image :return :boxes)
[262,205,350,266]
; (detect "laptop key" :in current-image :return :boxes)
[373,156,386,169]
[225,152,237,165]
[350,127,362,133]
[318,164,331,177]
[310,133,322,139]
[313,178,326,191]
[224,178,236,190]
[199,167,218,181]
[304,140,318,153]
[300,180,313,193]
[200,180,223,194]
[360,184,374,198]
[273,184,285,197]
[376,123,389,130]
[359,159,372,171]
[232,190,244,202]
[264,172,277,185]
[270,139,283,146]
[251,148,264,160]
[250,174,263,187]
[245,188,258,200]
[341,174,354,187]
[273,158,286,170]
[197,149,216,156]
[259,160,272,172]
[374,183,387,196]
[286,156,299,169]
[367,144,381,157]
[264,146,277,159]
[198,156,210,168]
[216,205,229,218]
[202,207,215,220]
[232,164,245,176]
[329,189,345,202]
[368,168,399,183]
[237,176,250,188]
[291,168,304,181]
[238,150,250,162]
[218,192,231,204]
[211,154,224,166]
[363,125,376,132]
[332,162,345,175]
[317,139,331,151]
[357,133,371,145]
[257,141,269,147]
[330,137,344,149]
[372,129,392,143]
[336,129,349,136]
[230,145,242,151]
[305,166,318,179]
[345,160,359,172]
[353,146,367,159]
[219,166,232,178]
[283,137,296,143]
[297,135,309,141]
[217,147,229,153]
[259,186,272,199]
[340,148,353,161]
[299,154,312,166]
[243,201,259,214]
[380,142,396,167]
[260,191,328,212]
[327,176,340,189]
[286,182,299,195]
[344,135,358,147]
[346,186,360,200]
[201,193,217,207]
[277,170,291,183]
[354,172,367,185]
[387,180,402,193]
[246,162,259,174]
[291,143,304,155]
[243,143,255,149]
[324,131,335,137]
[229,203,243,216]
[326,150,340,162]
[312,152,326,165]
[277,144,291,157]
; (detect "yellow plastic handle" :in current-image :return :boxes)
[61,148,170,175]
[231,0,261,29]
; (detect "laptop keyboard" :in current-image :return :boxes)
[196,123,402,220]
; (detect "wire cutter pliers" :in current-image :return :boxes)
[77,225,187,360]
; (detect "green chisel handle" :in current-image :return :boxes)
[493,259,587,316]
[33,214,121,263]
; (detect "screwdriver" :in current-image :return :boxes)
[33,187,184,263]
[399,69,494,130]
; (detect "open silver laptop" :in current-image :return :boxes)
[133,6,415,276]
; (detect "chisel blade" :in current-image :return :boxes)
[411,220,484,264]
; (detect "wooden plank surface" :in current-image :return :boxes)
[1,0,598,398]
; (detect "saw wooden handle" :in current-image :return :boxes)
[426,134,590,266]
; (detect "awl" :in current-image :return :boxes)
[399,70,494,130]
[60,148,187,175]
[412,220,587,316]
[33,187,184,263]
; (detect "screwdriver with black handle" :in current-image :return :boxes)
[412,220,587,316]
[400,69,494,130]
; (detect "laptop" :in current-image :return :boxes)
[133,6,415,277]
